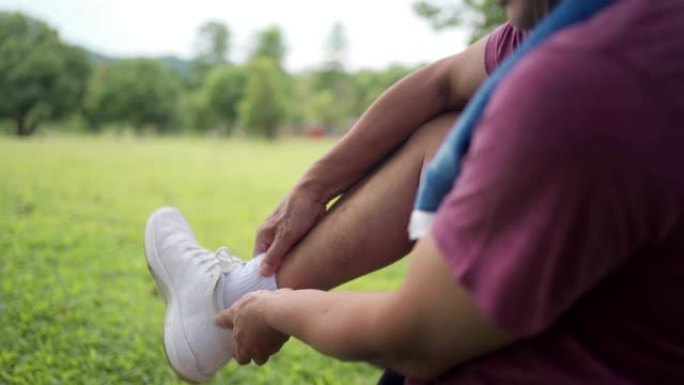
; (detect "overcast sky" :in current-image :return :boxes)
[0,0,469,71]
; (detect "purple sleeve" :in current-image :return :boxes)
[485,22,528,75]
[432,46,644,337]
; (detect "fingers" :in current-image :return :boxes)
[233,343,271,366]
[254,200,287,257]
[253,225,274,258]
[260,237,290,276]
[253,355,269,366]
[234,345,251,365]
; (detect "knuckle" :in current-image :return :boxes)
[256,225,272,237]
[276,224,293,241]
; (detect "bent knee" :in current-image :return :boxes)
[404,112,460,164]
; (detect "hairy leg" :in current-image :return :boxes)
[276,113,458,290]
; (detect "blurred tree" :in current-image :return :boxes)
[347,65,414,119]
[287,72,316,132]
[87,59,181,134]
[196,21,230,66]
[249,27,286,68]
[82,64,108,131]
[0,12,91,136]
[308,90,336,130]
[239,58,287,139]
[309,22,352,133]
[202,65,247,135]
[191,21,231,86]
[311,67,351,132]
[414,0,506,42]
[184,89,215,132]
[292,64,414,136]
[324,22,348,71]
[246,26,293,135]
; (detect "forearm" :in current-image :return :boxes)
[261,289,446,378]
[297,58,458,201]
[264,289,393,361]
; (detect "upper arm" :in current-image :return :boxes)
[444,34,490,109]
[445,22,528,108]
[379,234,514,380]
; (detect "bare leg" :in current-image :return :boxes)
[276,113,458,290]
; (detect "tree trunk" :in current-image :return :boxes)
[16,115,28,136]
[15,115,37,137]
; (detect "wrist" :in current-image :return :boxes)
[294,163,339,203]
[263,289,294,334]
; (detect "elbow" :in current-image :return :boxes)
[373,310,451,381]
[383,344,454,382]
[391,359,452,382]
[373,302,455,382]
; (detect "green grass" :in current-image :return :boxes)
[0,137,407,385]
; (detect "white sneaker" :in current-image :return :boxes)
[144,207,245,383]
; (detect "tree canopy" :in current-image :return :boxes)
[0,12,91,136]
[196,21,231,66]
[239,58,287,139]
[0,10,448,139]
[249,27,286,68]
[203,65,247,134]
[191,20,232,87]
[86,59,181,133]
[414,0,506,42]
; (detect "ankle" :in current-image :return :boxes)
[221,254,278,309]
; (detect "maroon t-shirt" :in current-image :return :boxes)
[421,1,684,384]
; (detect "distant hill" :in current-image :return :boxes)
[157,55,192,78]
[86,50,193,79]
[86,50,116,66]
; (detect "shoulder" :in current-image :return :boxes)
[485,22,529,75]
[479,41,646,160]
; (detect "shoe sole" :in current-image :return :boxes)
[144,207,209,384]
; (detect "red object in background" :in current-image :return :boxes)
[306,125,326,139]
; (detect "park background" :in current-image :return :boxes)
[0,1,504,384]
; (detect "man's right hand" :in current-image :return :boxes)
[255,186,327,276]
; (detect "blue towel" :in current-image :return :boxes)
[409,0,616,239]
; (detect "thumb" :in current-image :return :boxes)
[214,309,234,329]
[253,226,274,257]
[259,235,292,276]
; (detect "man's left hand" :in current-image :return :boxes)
[215,290,290,365]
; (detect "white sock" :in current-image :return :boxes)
[221,253,278,309]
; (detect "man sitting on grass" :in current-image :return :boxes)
[144,0,684,383]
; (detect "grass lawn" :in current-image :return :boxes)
[0,136,408,385]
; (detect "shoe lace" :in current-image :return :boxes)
[214,246,245,274]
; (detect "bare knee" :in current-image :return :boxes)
[404,112,459,165]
